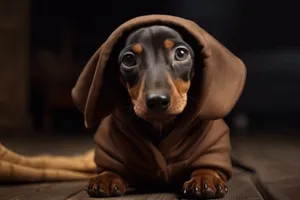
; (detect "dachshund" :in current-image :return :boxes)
[72,14,247,200]
[86,25,228,199]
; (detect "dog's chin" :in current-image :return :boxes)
[134,109,179,125]
[145,116,176,125]
[133,102,187,125]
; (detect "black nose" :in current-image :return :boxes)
[146,93,170,111]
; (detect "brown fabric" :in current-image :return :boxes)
[0,143,96,182]
[93,114,232,186]
[71,14,246,187]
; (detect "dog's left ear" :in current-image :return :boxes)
[71,44,121,128]
[187,20,247,119]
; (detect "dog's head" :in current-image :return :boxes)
[72,15,246,128]
[118,26,194,123]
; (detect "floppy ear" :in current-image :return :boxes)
[71,48,100,114]
[71,45,120,128]
[185,20,247,119]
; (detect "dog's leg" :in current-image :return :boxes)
[181,169,228,199]
[86,171,127,197]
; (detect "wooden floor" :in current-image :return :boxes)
[0,129,299,200]
[0,173,265,200]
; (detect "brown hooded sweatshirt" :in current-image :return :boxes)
[71,15,246,187]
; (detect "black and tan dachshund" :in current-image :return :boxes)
[119,25,194,124]
[86,25,228,199]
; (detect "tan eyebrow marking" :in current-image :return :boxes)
[132,43,143,55]
[164,39,175,49]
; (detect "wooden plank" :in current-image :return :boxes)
[0,183,52,200]
[0,181,86,200]
[68,174,264,200]
[225,174,264,200]
[231,132,300,184]
[69,191,178,200]
[266,177,300,200]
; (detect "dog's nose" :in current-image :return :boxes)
[146,93,170,111]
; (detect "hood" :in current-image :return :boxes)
[71,14,247,128]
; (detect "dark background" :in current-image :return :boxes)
[3,0,299,134]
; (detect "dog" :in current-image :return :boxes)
[72,15,246,199]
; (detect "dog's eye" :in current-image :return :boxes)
[174,47,189,61]
[122,53,137,67]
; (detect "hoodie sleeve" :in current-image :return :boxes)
[187,119,232,181]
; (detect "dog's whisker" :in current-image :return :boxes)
[187,95,199,103]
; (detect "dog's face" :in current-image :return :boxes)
[118,25,194,124]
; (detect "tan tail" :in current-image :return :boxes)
[0,143,96,182]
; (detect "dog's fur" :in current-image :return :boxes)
[119,26,193,125]
[86,26,227,199]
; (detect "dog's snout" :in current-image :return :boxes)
[146,93,170,111]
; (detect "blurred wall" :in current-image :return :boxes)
[0,0,30,131]
[170,0,241,50]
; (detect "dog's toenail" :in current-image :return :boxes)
[194,185,201,196]
[216,187,225,198]
[88,186,93,193]
[217,184,222,190]
[225,187,228,192]
[113,185,119,191]
[99,188,105,192]
[112,185,122,196]
[203,182,208,189]
[216,185,224,196]
[98,188,107,196]
[183,189,187,194]
[94,185,99,192]
[204,188,215,198]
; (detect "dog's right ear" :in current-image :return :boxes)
[71,46,119,128]
[71,48,100,114]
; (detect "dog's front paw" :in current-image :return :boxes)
[181,169,228,199]
[86,171,127,197]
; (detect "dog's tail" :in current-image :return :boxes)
[0,143,96,183]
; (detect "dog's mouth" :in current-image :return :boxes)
[131,91,188,124]
[133,104,184,125]
[127,76,190,124]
